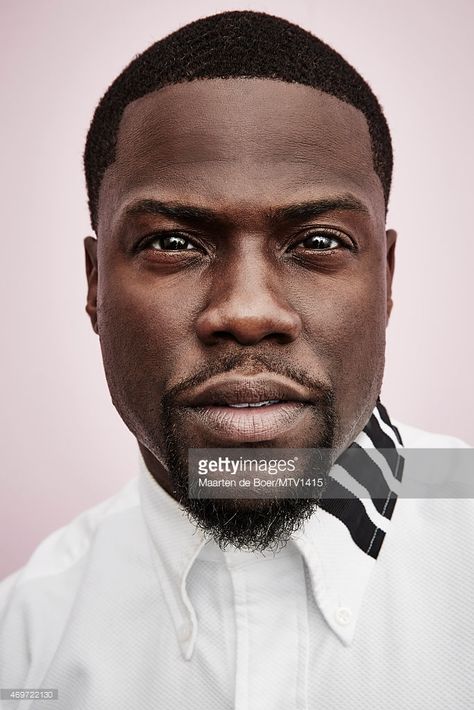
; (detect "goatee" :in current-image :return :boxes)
[161,388,337,553]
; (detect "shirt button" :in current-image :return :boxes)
[334,607,352,626]
[178,622,192,642]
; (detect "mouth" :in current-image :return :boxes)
[225,399,281,408]
[179,375,315,443]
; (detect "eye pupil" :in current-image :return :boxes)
[303,234,334,250]
[147,232,196,251]
[161,234,188,250]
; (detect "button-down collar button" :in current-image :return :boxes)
[334,607,352,626]
[178,621,192,643]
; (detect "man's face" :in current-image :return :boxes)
[85,78,396,549]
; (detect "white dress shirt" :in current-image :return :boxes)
[1,416,473,709]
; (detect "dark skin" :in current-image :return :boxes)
[84,78,396,504]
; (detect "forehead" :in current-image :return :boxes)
[98,78,385,232]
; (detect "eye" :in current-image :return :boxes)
[296,231,344,251]
[143,232,199,251]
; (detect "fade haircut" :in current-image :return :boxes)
[84,10,393,232]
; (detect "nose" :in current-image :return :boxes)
[195,253,303,346]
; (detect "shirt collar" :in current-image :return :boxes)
[138,399,404,657]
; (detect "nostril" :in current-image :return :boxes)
[196,311,302,347]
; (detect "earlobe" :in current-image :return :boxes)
[385,229,397,324]
[84,236,99,334]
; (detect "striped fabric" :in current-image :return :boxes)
[320,398,404,559]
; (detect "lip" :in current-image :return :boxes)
[180,374,313,408]
[179,374,315,443]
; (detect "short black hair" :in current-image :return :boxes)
[84,10,393,232]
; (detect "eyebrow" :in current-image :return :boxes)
[123,194,370,228]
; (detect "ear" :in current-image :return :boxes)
[84,236,99,334]
[385,229,397,324]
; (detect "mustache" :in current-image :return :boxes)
[161,351,334,411]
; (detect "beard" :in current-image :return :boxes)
[158,355,338,553]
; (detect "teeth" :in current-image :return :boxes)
[228,400,280,408]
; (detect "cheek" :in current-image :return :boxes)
[298,269,387,385]
[96,267,202,452]
[97,265,199,392]
[293,266,387,442]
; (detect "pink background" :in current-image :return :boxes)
[1,0,472,580]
